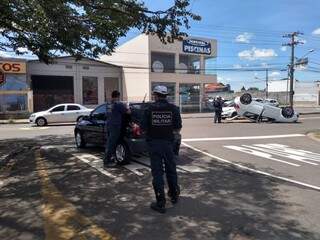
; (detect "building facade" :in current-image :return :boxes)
[0,57,122,116]
[0,58,32,116]
[27,57,122,111]
[268,79,320,106]
[101,34,218,112]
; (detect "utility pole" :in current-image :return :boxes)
[283,32,304,107]
[265,68,268,99]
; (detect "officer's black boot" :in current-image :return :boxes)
[150,190,166,214]
[168,185,180,204]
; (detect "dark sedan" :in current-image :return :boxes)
[74,102,181,164]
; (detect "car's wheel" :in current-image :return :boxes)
[76,116,83,122]
[75,131,86,148]
[231,112,237,118]
[36,117,47,126]
[240,93,252,105]
[115,142,131,165]
[282,106,294,118]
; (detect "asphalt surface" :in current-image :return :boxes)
[1,115,320,239]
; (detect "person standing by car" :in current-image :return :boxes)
[142,85,182,213]
[213,96,223,123]
[104,90,130,168]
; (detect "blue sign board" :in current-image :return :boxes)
[183,39,211,55]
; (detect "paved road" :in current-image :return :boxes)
[1,115,320,239]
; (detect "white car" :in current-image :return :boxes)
[29,104,93,126]
[234,93,299,123]
[221,100,237,119]
[264,98,280,107]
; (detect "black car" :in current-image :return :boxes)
[74,102,181,164]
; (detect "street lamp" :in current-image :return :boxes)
[300,49,315,59]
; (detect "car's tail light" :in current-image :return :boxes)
[132,123,142,137]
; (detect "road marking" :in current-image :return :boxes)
[72,153,124,181]
[19,127,49,130]
[182,134,305,142]
[35,149,114,240]
[123,162,148,176]
[133,155,202,173]
[182,142,320,192]
[224,145,300,167]
[246,144,320,164]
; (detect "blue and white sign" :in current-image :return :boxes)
[183,39,211,55]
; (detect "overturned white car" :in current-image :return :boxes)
[234,93,299,123]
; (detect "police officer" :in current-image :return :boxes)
[213,96,223,123]
[142,85,182,213]
[104,90,130,168]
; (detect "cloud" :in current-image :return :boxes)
[270,71,280,77]
[312,28,320,36]
[17,47,28,53]
[238,47,278,61]
[0,51,12,58]
[280,46,287,52]
[235,32,253,43]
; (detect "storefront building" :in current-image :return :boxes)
[27,57,122,112]
[101,34,218,112]
[0,58,31,117]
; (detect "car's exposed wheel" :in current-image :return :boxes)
[240,93,252,105]
[282,106,294,118]
[115,142,131,165]
[75,131,86,148]
[76,116,83,122]
[36,117,47,126]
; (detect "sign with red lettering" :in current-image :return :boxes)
[0,70,6,86]
[0,61,26,73]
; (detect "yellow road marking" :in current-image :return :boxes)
[35,149,114,240]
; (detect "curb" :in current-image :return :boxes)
[299,112,320,115]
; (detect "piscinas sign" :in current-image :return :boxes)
[182,39,211,55]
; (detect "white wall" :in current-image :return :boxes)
[27,57,122,107]
[101,35,150,102]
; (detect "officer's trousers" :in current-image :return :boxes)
[214,110,222,123]
[147,139,178,199]
[105,125,121,163]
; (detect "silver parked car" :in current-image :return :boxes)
[29,104,93,126]
[234,93,299,123]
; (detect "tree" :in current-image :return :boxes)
[0,0,200,63]
[241,86,246,91]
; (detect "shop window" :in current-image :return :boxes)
[83,76,98,105]
[179,84,200,113]
[65,65,73,69]
[151,52,175,73]
[204,57,216,75]
[151,82,175,104]
[179,55,200,74]
[104,77,119,101]
[0,94,27,112]
[83,66,90,70]
[0,74,28,91]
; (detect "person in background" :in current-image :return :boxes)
[213,96,223,123]
[104,90,130,168]
[142,85,182,213]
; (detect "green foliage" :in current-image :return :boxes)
[0,0,200,63]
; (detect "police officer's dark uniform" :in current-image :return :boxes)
[142,86,182,213]
[104,90,128,168]
[213,96,223,123]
